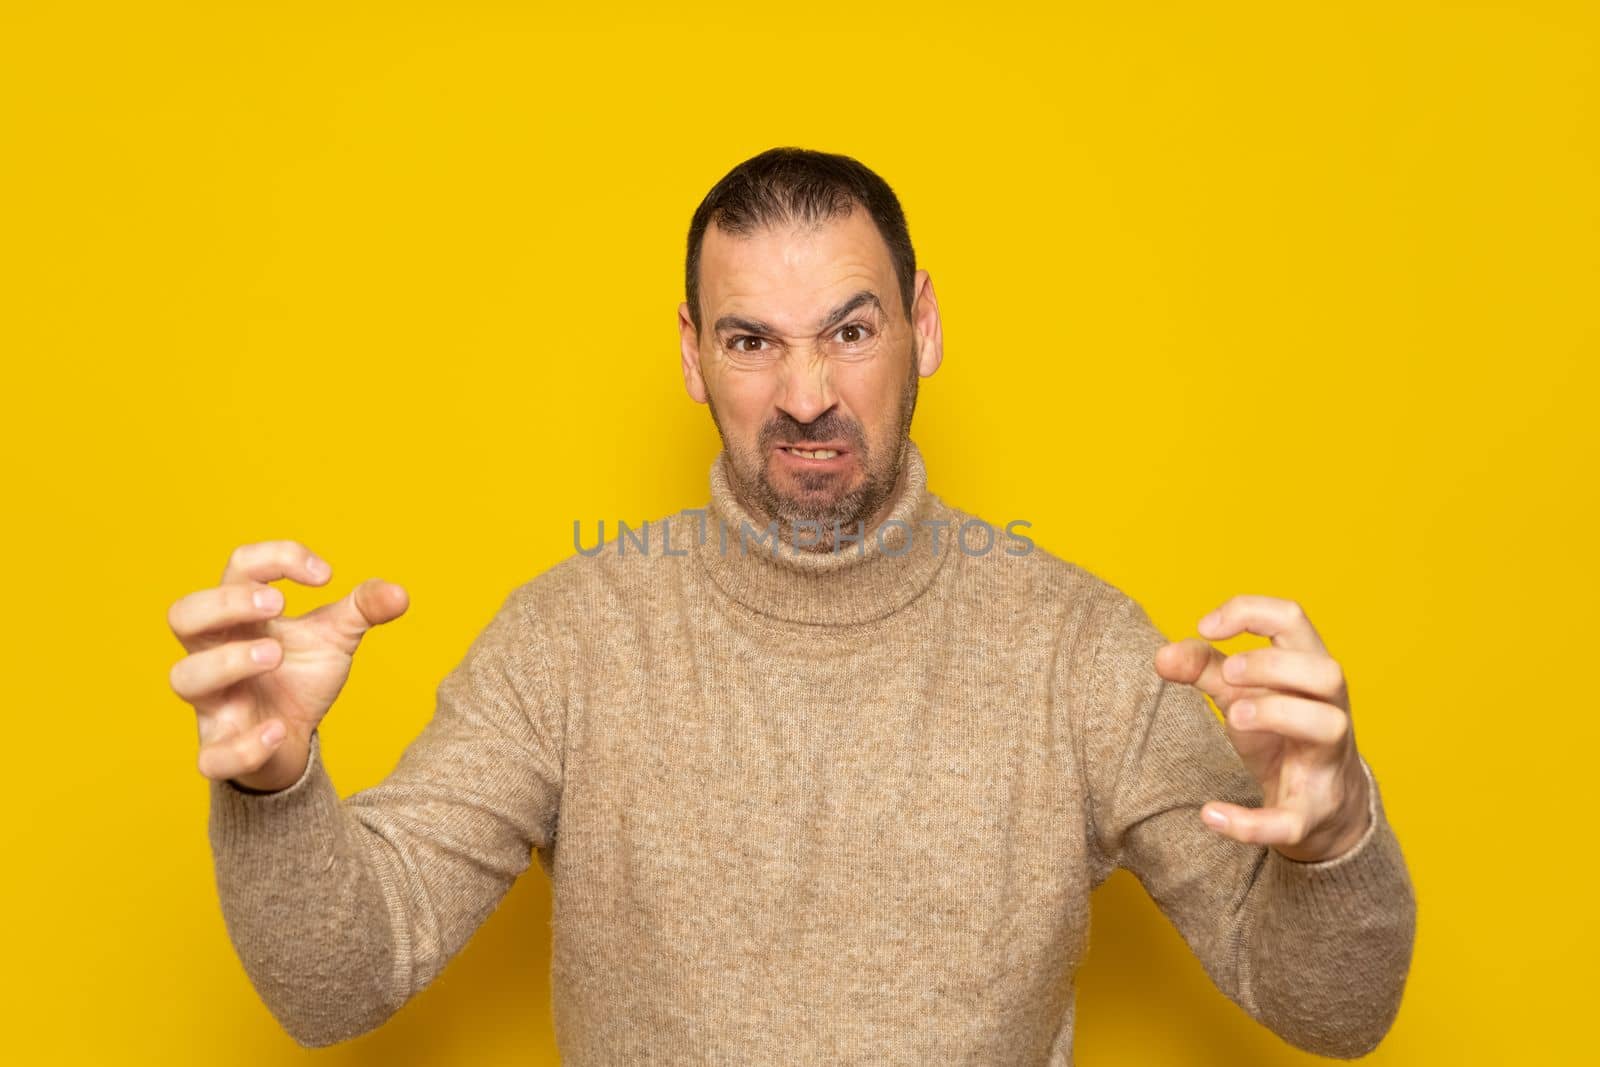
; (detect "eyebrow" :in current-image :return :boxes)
[713,289,882,337]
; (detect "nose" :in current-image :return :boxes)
[774,352,836,426]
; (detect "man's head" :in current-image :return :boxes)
[678,147,943,549]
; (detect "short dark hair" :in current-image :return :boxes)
[684,146,917,335]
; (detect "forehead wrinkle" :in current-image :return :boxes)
[712,287,884,338]
[702,214,895,336]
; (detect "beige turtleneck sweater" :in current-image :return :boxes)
[207,439,1416,1063]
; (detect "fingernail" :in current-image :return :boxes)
[306,555,330,580]
[254,587,283,611]
[1224,655,1246,681]
[251,641,276,664]
[260,721,286,747]
[1202,808,1228,829]
[1232,700,1256,725]
[1199,612,1220,633]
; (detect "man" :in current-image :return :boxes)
[171,147,1416,1063]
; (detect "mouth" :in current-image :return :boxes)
[771,441,853,469]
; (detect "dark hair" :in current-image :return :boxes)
[684,146,917,334]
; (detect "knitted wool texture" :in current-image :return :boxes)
[209,439,1417,1063]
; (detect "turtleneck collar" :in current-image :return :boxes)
[690,438,957,626]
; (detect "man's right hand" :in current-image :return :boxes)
[167,540,409,792]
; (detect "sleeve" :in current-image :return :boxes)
[1074,590,1417,1059]
[206,582,566,1048]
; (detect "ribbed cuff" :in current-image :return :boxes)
[1259,756,1413,926]
[208,730,344,864]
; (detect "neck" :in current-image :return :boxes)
[691,438,957,626]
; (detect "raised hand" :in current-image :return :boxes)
[167,540,409,792]
[1154,594,1371,863]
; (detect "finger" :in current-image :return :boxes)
[197,717,289,783]
[168,637,282,705]
[1154,638,1269,709]
[1200,801,1312,848]
[167,581,285,645]
[1221,647,1347,703]
[1226,692,1352,747]
[1197,595,1327,654]
[309,577,410,643]
[220,540,332,588]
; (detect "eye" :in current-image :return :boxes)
[725,335,770,353]
[835,321,875,345]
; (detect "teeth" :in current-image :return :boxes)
[787,448,839,459]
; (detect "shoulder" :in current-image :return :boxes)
[934,495,1159,651]
[503,507,692,625]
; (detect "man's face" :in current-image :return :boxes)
[678,207,942,544]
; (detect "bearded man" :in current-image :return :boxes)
[171,146,1416,1064]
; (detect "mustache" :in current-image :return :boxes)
[757,411,866,452]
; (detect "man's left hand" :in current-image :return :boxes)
[1154,594,1372,863]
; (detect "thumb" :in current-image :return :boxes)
[319,577,410,642]
[1155,637,1235,707]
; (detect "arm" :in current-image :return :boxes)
[206,582,565,1047]
[1075,591,1416,1058]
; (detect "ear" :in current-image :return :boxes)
[678,300,709,404]
[909,270,943,377]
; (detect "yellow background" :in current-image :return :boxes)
[3,1,1594,1062]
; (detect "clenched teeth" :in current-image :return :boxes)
[785,448,840,459]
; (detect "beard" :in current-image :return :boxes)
[710,342,921,553]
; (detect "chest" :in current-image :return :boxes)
[551,586,1099,1001]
